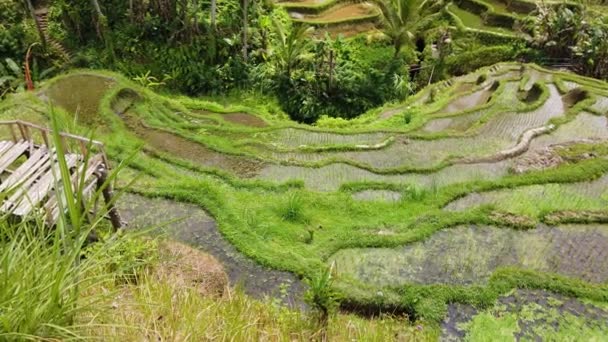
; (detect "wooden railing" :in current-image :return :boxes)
[0,120,109,167]
[0,120,122,230]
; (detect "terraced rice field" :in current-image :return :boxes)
[263,83,565,170]
[330,224,608,286]
[449,4,514,34]
[294,3,377,24]
[256,160,510,191]
[445,174,608,213]
[278,0,380,36]
[8,62,608,339]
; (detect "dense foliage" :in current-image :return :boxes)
[263,32,413,122]
[1,0,607,118]
[0,0,29,61]
[526,4,608,79]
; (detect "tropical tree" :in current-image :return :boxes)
[270,20,314,78]
[210,0,217,30]
[572,19,608,79]
[527,4,582,59]
[90,0,107,41]
[0,58,24,98]
[241,0,249,61]
[373,0,421,57]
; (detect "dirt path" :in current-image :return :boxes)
[118,193,306,308]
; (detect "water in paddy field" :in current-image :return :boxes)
[256,160,510,192]
[122,111,265,177]
[118,193,306,307]
[440,84,495,115]
[444,173,608,213]
[266,84,566,170]
[329,224,608,286]
[46,74,115,126]
[442,289,608,341]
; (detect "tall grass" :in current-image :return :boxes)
[80,273,433,341]
[0,111,148,340]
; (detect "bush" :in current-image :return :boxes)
[0,0,30,60]
[445,45,521,75]
[305,263,341,326]
[273,36,413,123]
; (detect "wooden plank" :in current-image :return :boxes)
[44,156,103,225]
[12,154,78,217]
[0,124,112,226]
[0,141,29,174]
[8,124,17,142]
[47,178,98,226]
[0,155,54,213]
[0,141,14,156]
[0,148,49,193]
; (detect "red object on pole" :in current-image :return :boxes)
[24,44,35,91]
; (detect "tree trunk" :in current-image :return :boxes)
[211,0,217,30]
[192,0,199,35]
[23,0,47,48]
[241,0,248,62]
[90,0,105,41]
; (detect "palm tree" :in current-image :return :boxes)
[271,20,314,78]
[373,0,421,57]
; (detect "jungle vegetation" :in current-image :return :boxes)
[2,0,608,340]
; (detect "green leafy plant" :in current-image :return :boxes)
[305,262,341,330]
[133,71,173,89]
[279,191,307,222]
[0,58,23,97]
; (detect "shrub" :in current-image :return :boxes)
[273,37,413,122]
[446,45,521,75]
[305,263,341,327]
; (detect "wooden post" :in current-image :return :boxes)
[8,124,17,142]
[95,165,123,231]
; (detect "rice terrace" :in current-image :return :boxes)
[2,0,608,340]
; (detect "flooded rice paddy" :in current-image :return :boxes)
[118,193,305,307]
[46,74,115,125]
[329,224,608,286]
[264,84,566,170]
[442,289,608,341]
[256,160,510,191]
[445,173,608,213]
[123,112,265,177]
[352,190,402,202]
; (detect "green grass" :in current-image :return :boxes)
[448,4,514,35]
[463,298,608,341]
[3,62,608,335]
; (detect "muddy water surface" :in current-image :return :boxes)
[330,224,608,286]
[442,289,608,341]
[352,190,402,202]
[124,112,264,177]
[222,113,268,127]
[46,74,115,125]
[445,173,608,212]
[440,85,494,114]
[118,193,306,307]
[257,160,510,192]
